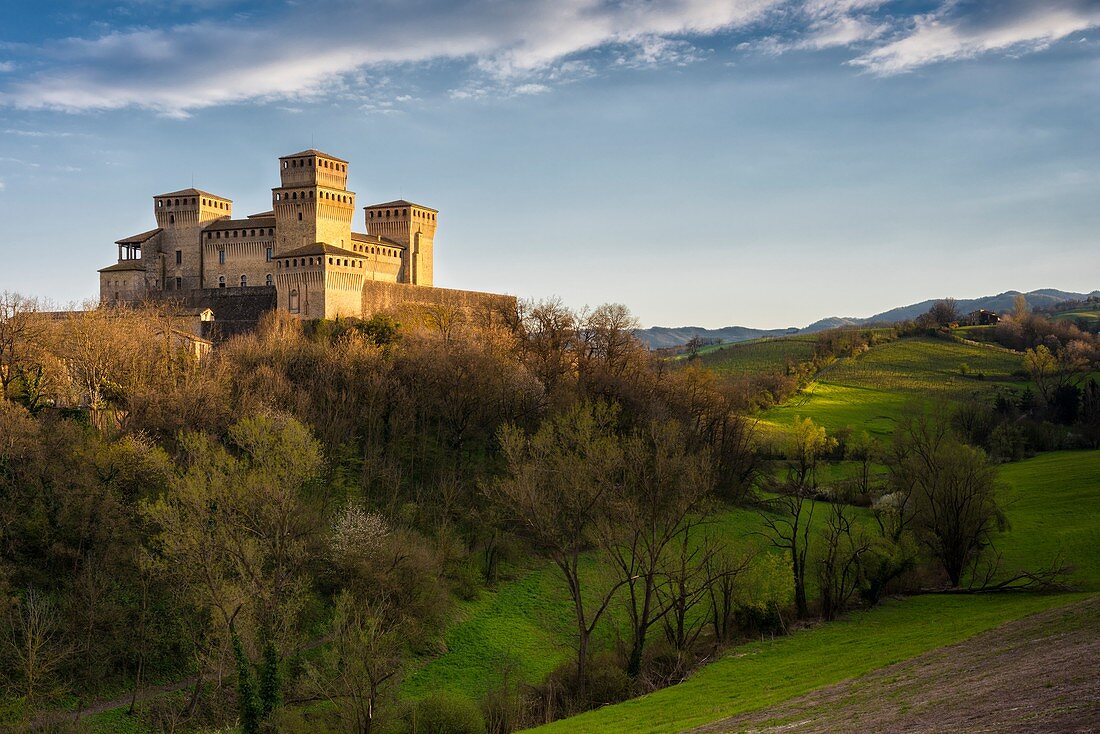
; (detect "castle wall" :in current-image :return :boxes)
[324,263,366,319]
[361,281,515,325]
[100,270,147,304]
[202,222,277,289]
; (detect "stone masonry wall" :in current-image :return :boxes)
[361,281,516,326]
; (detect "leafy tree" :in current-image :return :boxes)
[887,411,1006,587]
[304,592,405,734]
[144,412,326,725]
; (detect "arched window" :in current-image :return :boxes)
[266,273,273,286]
[289,288,299,313]
[240,275,247,287]
[298,212,303,221]
[218,276,226,288]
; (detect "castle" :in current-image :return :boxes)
[99,149,511,327]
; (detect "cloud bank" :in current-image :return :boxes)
[1,0,1097,115]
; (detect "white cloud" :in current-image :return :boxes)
[0,179,5,191]
[738,0,887,55]
[0,0,782,115]
[0,61,15,73]
[852,0,1100,75]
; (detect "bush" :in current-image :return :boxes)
[412,692,486,734]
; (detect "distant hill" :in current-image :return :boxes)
[635,289,1099,349]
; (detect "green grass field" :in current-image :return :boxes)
[762,336,1025,437]
[1051,307,1100,326]
[529,449,1100,733]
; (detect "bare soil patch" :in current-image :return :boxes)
[690,595,1100,734]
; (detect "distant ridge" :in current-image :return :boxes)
[635,288,1099,349]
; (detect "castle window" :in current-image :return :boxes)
[233,231,238,237]
[328,258,333,265]
[404,209,408,215]
[175,276,182,290]
[218,250,226,265]
[292,192,297,200]
[266,273,273,286]
[175,250,182,265]
[298,212,303,221]
[169,215,174,224]
[283,161,288,169]
[293,259,297,266]
[218,276,226,288]
[266,247,273,262]
[289,289,299,313]
[240,275,247,287]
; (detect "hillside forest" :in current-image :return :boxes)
[0,291,1098,733]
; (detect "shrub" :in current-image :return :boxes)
[412,692,486,734]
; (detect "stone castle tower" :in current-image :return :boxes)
[98,148,512,329]
[364,200,437,286]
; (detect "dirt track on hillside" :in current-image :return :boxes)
[689,595,1100,734]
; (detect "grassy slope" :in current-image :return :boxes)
[529,449,1100,733]
[762,336,1024,436]
[690,337,818,376]
[1050,306,1100,325]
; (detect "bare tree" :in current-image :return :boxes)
[4,589,71,717]
[489,402,628,700]
[817,503,871,621]
[760,417,835,618]
[604,419,714,678]
[0,292,43,401]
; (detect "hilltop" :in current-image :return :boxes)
[636,288,1099,349]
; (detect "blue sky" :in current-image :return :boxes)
[1,0,1098,328]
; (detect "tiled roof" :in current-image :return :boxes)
[114,228,162,245]
[247,210,275,218]
[351,231,406,248]
[278,242,363,260]
[280,149,348,164]
[98,261,146,273]
[363,199,437,212]
[156,187,231,200]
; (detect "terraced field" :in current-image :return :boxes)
[689,336,819,376]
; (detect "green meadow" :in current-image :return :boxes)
[529,449,1100,733]
[762,336,1025,436]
